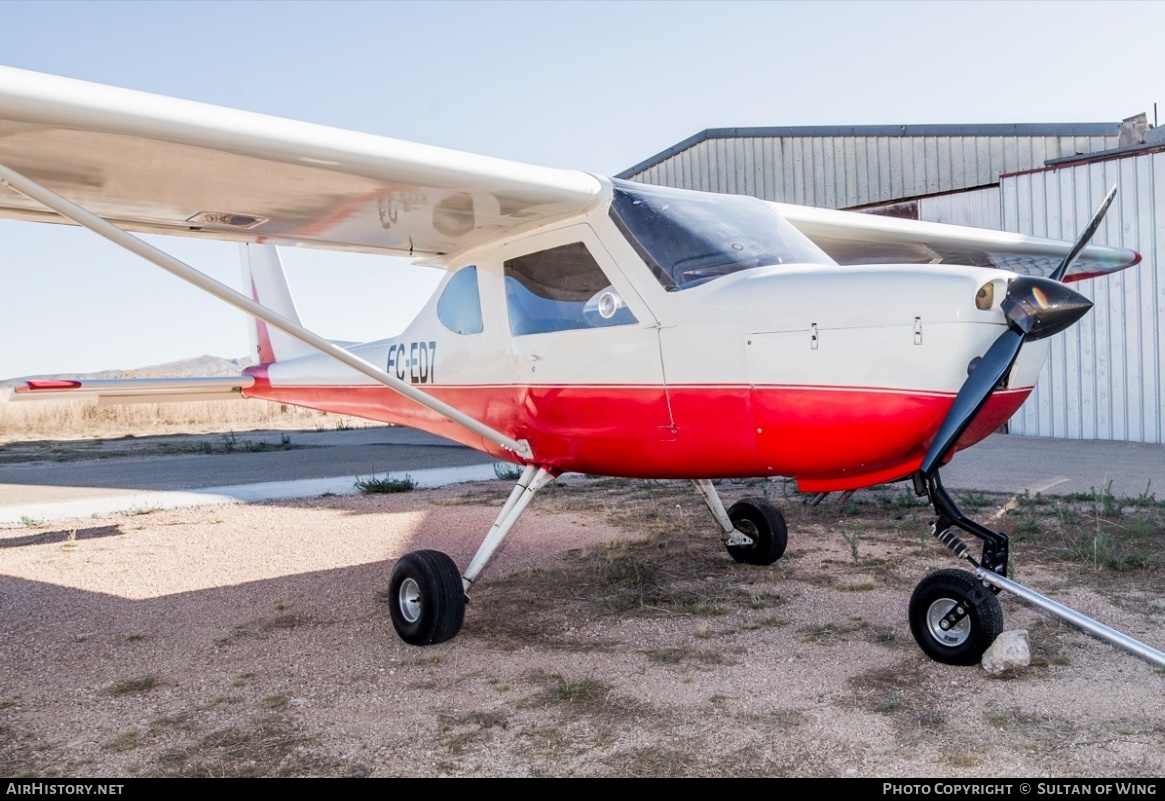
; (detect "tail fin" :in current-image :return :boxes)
[241,243,315,363]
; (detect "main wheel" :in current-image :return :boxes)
[909,569,1003,666]
[726,497,788,565]
[388,550,466,645]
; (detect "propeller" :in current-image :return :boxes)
[920,186,1116,477]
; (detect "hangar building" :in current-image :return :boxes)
[618,122,1165,446]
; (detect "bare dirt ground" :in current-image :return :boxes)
[2,468,1164,777]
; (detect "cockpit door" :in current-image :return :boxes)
[497,223,675,449]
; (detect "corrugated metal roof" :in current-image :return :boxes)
[618,123,1120,181]
[620,128,1119,210]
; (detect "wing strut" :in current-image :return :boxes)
[0,162,534,460]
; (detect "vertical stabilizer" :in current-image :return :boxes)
[241,243,315,363]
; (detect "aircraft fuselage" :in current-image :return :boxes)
[242,178,1044,492]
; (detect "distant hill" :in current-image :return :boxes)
[1,355,254,391]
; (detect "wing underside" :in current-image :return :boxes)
[0,67,601,260]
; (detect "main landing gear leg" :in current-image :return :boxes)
[913,470,1165,668]
[693,480,787,566]
[388,464,556,646]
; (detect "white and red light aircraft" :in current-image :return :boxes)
[1,67,1160,667]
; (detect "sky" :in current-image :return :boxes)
[1,0,1163,379]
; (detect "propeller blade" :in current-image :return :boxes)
[921,328,1024,476]
[1049,184,1117,283]
[922,192,1106,479]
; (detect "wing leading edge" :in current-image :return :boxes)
[0,67,601,260]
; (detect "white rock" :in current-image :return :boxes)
[982,629,1031,674]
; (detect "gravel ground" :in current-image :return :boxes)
[2,478,1163,777]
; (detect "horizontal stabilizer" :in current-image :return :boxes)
[11,375,254,405]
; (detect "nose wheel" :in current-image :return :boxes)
[908,568,1003,666]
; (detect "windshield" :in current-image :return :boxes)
[609,179,836,290]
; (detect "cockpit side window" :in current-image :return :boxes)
[504,242,637,336]
[609,178,836,290]
[436,266,484,335]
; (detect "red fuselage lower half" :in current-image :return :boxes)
[242,366,1029,492]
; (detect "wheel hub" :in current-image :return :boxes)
[399,577,422,623]
[726,519,757,548]
[926,598,970,646]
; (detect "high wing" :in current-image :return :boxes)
[776,202,1140,282]
[0,67,601,260]
[0,66,1139,278]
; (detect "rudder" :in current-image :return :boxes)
[241,243,314,363]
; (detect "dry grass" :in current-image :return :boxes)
[0,397,377,444]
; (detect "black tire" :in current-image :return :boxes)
[908,569,1003,666]
[726,497,788,565]
[388,550,466,645]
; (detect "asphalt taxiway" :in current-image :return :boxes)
[1,427,1162,525]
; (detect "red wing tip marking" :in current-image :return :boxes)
[17,380,84,392]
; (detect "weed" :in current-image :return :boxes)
[747,591,770,609]
[694,599,728,616]
[102,675,160,696]
[259,694,288,709]
[948,752,980,768]
[1012,517,1043,537]
[877,694,903,713]
[1056,503,1081,526]
[547,676,608,706]
[798,618,868,641]
[18,516,42,528]
[1097,481,1123,518]
[1136,480,1156,506]
[647,647,688,664]
[878,491,923,520]
[1068,532,1156,571]
[104,730,142,752]
[841,527,863,562]
[262,614,303,631]
[354,473,417,493]
[280,433,292,450]
[123,504,164,516]
[221,432,237,453]
[335,418,352,431]
[957,491,991,512]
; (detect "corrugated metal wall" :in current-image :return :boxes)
[1004,151,1164,444]
[624,130,1115,209]
[919,186,1001,229]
